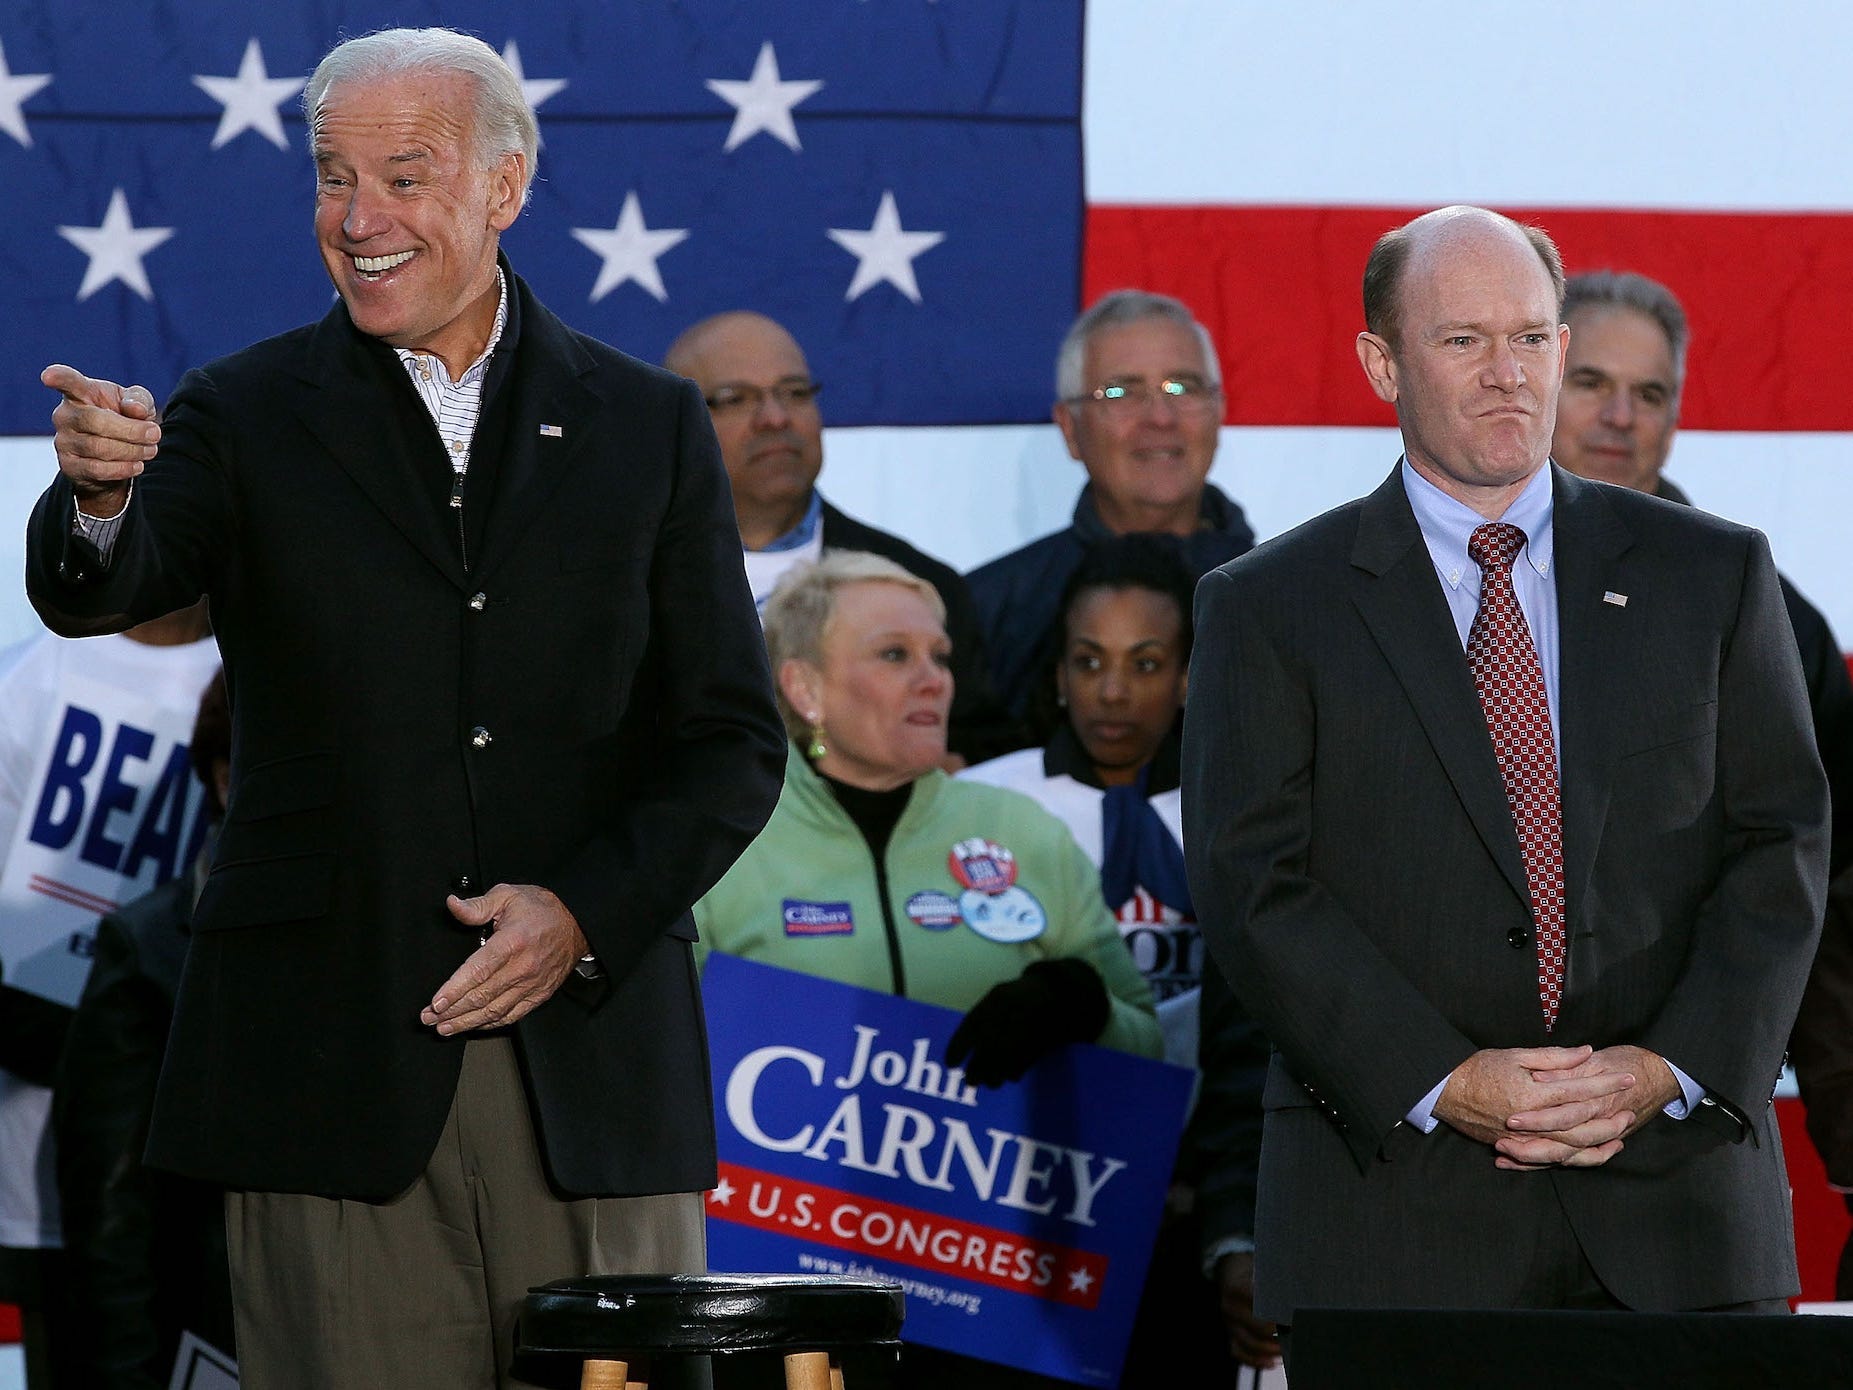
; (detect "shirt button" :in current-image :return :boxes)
[470,726,493,749]
[468,592,487,611]
[1508,927,1531,949]
[450,439,465,453]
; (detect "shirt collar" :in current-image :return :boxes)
[393,267,508,386]
[1402,459,1555,591]
[754,489,825,554]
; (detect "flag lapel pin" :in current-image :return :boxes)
[539,424,564,438]
[1602,591,1629,607]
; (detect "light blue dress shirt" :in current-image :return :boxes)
[1402,459,1560,763]
[1395,460,1702,1133]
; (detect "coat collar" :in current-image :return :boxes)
[781,740,950,836]
[282,260,603,591]
[1349,466,1532,905]
[1346,463,1637,921]
[1547,466,1637,933]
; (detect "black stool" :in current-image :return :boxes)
[515,1273,906,1390]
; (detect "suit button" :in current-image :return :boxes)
[470,726,492,748]
[451,875,475,896]
[468,592,487,611]
[1507,927,1531,949]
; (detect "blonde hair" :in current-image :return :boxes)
[762,551,947,743]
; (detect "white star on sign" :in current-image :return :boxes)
[1067,1265,1096,1294]
[501,40,567,127]
[708,1176,737,1207]
[827,191,945,304]
[0,37,53,148]
[705,41,822,153]
[192,38,303,151]
[59,189,176,302]
[571,192,690,303]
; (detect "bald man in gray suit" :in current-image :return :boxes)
[1184,206,1828,1325]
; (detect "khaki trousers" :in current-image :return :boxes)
[227,1035,705,1389]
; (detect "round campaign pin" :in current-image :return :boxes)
[959,885,1047,944]
[905,890,963,930]
[948,836,1018,894]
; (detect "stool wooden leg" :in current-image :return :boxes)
[784,1350,833,1390]
[581,1360,628,1390]
[829,1365,845,1390]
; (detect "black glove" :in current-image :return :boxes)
[944,957,1111,1088]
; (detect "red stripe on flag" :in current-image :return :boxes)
[708,1160,1109,1309]
[29,875,117,917]
[1084,205,1853,432]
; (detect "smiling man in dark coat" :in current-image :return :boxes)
[26,28,784,1389]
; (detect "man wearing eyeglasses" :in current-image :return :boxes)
[967,290,1254,728]
[667,310,1016,766]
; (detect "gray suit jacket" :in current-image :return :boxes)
[1183,464,1829,1318]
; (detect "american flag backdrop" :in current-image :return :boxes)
[0,0,1082,431]
[2,0,1853,1327]
[2,1,1851,630]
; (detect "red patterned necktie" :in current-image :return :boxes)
[1466,522,1566,1030]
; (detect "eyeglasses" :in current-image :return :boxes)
[704,380,822,416]
[1067,376,1222,417]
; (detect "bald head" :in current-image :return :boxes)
[664,311,802,381]
[666,311,825,549]
[1355,206,1570,518]
[1364,206,1565,352]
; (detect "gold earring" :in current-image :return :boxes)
[805,714,827,762]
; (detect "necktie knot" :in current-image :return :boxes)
[1469,522,1528,573]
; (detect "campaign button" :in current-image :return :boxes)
[948,836,1018,894]
[782,899,855,936]
[959,885,1046,944]
[905,890,963,930]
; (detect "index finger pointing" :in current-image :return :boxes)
[41,364,113,406]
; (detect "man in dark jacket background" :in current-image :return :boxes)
[54,669,234,1388]
[967,291,1254,727]
[666,310,1017,765]
[1549,266,1853,1304]
[1549,268,1853,874]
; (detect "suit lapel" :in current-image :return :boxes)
[287,303,468,591]
[1548,466,1636,934]
[1350,467,1531,906]
[471,282,603,585]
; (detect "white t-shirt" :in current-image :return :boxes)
[959,747,1199,1068]
[0,630,221,1249]
[743,531,826,614]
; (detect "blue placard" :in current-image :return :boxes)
[701,953,1192,1386]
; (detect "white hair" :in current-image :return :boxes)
[303,28,538,206]
[1055,289,1219,401]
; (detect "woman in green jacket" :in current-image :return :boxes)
[694,549,1161,1087]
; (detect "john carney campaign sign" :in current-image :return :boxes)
[702,953,1192,1385]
